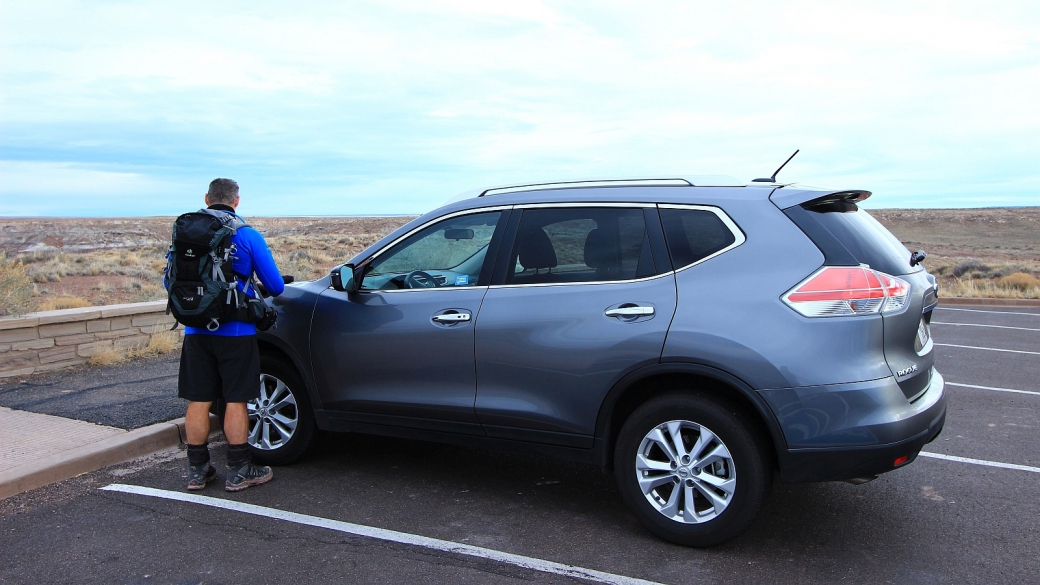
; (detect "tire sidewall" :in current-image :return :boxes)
[249,357,316,465]
[614,393,771,547]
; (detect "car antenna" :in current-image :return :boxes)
[752,149,799,183]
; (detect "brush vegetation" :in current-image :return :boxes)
[1,210,1037,309]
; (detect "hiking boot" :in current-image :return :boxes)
[187,463,217,491]
[225,462,273,492]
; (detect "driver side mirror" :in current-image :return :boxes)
[330,263,359,293]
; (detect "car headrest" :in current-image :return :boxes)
[584,228,616,270]
[518,227,558,270]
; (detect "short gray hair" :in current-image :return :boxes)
[207,178,239,205]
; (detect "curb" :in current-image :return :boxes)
[939,297,1040,307]
[0,413,220,500]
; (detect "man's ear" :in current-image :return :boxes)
[204,194,211,206]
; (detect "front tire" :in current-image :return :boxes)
[247,357,316,465]
[614,392,772,547]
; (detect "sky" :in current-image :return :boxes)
[1,0,1038,217]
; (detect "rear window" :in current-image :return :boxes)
[659,208,737,270]
[805,205,914,276]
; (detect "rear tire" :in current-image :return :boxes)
[246,356,316,465]
[614,392,772,547]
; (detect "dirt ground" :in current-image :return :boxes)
[1,207,1038,308]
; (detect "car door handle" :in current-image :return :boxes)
[432,312,471,323]
[605,306,655,317]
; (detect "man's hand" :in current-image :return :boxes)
[255,275,293,298]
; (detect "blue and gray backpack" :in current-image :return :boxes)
[164,209,266,330]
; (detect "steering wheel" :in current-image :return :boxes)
[404,270,439,289]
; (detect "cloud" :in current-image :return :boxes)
[0,0,1038,215]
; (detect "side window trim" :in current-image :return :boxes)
[476,209,513,287]
[489,204,673,288]
[643,206,671,274]
[656,203,747,273]
[490,208,523,286]
[356,206,512,292]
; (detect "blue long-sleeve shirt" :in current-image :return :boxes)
[183,206,285,337]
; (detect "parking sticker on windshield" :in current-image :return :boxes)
[455,275,469,286]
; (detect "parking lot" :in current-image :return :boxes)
[1,304,1037,584]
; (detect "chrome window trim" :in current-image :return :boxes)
[489,271,673,290]
[356,205,511,267]
[359,285,491,295]
[657,203,746,275]
[352,205,509,293]
[490,203,666,289]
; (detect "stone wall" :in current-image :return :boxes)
[0,301,182,378]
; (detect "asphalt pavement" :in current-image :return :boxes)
[1,304,1037,584]
[0,354,182,430]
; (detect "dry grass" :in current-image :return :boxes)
[1,211,1036,302]
[0,253,36,316]
[128,329,180,358]
[921,256,1040,299]
[89,328,180,366]
[88,344,126,366]
[998,272,1040,291]
[37,296,92,311]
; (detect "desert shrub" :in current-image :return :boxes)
[0,254,36,316]
[88,344,125,366]
[38,296,92,311]
[129,329,180,358]
[998,272,1040,291]
[126,283,166,303]
[951,260,992,278]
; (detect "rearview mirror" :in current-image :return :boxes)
[444,228,474,240]
[330,263,358,292]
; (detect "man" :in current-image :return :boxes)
[180,178,286,492]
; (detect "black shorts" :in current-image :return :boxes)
[178,334,261,403]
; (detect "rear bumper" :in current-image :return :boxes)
[760,368,947,483]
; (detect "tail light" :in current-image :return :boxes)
[782,266,910,317]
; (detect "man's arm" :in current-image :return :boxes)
[242,227,285,297]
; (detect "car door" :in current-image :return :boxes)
[310,209,507,435]
[474,204,677,447]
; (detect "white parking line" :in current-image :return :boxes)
[934,343,1040,356]
[947,382,1040,397]
[936,307,1040,317]
[920,452,1040,474]
[932,321,1040,332]
[100,484,662,585]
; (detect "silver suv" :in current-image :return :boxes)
[250,177,946,547]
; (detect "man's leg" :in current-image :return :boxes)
[223,402,249,444]
[185,401,213,444]
[219,336,273,492]
[179,336,220,490]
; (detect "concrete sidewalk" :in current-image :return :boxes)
[0,406,213,499]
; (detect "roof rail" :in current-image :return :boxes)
[479,178,692,197]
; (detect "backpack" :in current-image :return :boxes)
[164,209,267,331]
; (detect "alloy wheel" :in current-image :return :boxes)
[247,373,299,451]
[635,420,736,523]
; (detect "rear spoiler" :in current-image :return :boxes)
[769,187,871,211]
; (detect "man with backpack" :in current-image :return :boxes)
[166,178,289,492]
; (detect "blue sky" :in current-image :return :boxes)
[1,1,1037,216]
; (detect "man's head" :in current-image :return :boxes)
[205,178,240,209]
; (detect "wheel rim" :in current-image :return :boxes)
[634,420,736,524]
[247,373,299,451]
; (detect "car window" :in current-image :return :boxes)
[362,211,502,290]
[659,208,736,270]
[506,207,656,285]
